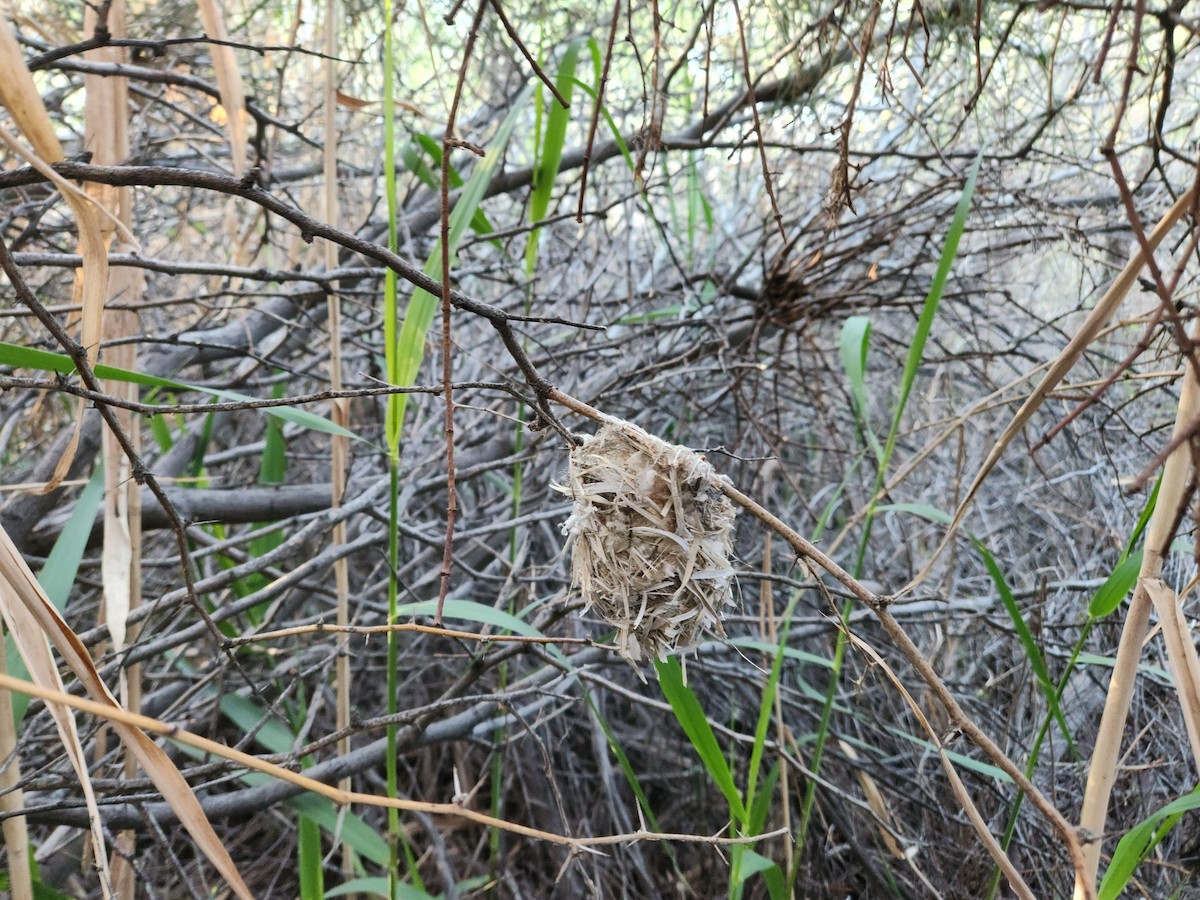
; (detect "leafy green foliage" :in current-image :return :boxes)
[1099,787,1200,900]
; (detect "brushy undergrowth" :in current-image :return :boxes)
[1,2,1200,899]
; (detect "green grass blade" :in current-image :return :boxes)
[1124,474,1160,556]
[881,502,1076,754]
[0,341,354,438]
[35,466,105,611]
[839,315,884,464]
[732,847,785,900]
[7,467,105,724]
[297,814,324,900]
[1098,786,1200,900]
[654,656,746,821]
[726,637,833,668]
[217,693,391,867]
[325,879,434,899]
[288,792,388,868]
[395,598,550,640]
[1089,552,1143,618]
[529,40,581,226]
[258,381,288,485]
[744,591,800,821]
[880,148,983,464]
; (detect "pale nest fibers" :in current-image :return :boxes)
[558,422,738,664]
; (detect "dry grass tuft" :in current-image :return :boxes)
[559,422,738,664]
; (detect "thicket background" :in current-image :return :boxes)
[1,0,1199,897]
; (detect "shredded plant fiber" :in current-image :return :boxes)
[559,422,738,664]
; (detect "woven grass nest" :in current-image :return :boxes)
[558,421,738,664]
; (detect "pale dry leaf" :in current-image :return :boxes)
[838,739,906,860]
[197,0,248,177]
[335,89,424,115]
[99,263,143,654]
[1143,579,1200,773]
[0,539,113,896]
[0,525,254,899]
[0,11,64,159]
[0,8,115,492]
[0,639,32,900]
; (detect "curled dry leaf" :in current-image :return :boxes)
[0,535,114,896]
[0,525,253,899]
[558,422,737,664]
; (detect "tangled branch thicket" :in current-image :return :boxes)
[2,0,1200,897]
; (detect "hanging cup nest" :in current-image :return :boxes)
[558,421,738,664]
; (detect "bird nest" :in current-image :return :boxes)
[558,421,738,664]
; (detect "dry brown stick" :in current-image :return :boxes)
[224,622,592,647]
[488,0,568,109]
[0,376,514,416]
[1100,0,1145,154]
[822,0,880,218]
[731,0,788,239]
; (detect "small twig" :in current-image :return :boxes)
[1092,0,1125,85]
[25,34,352,70]
[577,0,622,223]
[1100,0,1145,153]
[731,0,787,240]
[10,251,386,286]
[489,0,569,109]
[1030,304,1167,454]
[0,376,518,417]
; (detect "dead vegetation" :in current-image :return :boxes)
[0,1,1199,898]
